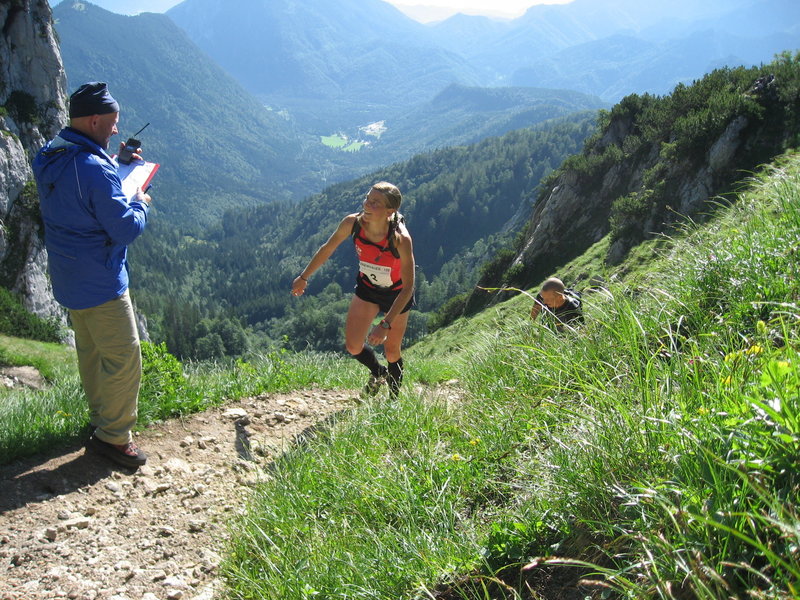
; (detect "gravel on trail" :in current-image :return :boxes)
[0,389,357,600]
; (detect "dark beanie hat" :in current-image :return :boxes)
[68,81,120,118]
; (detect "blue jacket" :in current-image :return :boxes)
[32,127,150,310]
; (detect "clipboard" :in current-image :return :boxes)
[117,159,160,201]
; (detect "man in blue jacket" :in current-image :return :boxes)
[32,82,152,468]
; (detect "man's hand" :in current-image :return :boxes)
[118,141,143,162]
[134,188,152,206]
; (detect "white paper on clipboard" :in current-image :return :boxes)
[117,160,160,201]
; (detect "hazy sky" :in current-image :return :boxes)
[392,0,572,20]
[51,0,574,21]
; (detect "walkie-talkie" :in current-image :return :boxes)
[118,122,150,165]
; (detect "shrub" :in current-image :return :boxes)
[428,292,469,332]
[139,341,187,421]
[0,287,61,342]
[4,90,40,125]
[609,189,655,243]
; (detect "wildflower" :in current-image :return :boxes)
[687,355,706,367]
[722,375,733,386]
[469,438,481,446]
[756,320,767,335]
[698,407,710,416]
[724,351,741,362]
[745,344,763,355]
[451,453,463,461]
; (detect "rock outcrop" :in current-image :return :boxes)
[0,0,67,322]
[487,65,793,298]
[517,112,758,274]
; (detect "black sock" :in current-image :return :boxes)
[352,347,385,377]
[387,358,404,397]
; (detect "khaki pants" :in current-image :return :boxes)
[69,290,141,445]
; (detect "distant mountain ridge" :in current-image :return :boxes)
[510,19,799,99]
[52,1,606,226]
[166,0,479,128]
[51,0,799,105]
[51,0,797,133]
[376,85,605,158]
[449,0,796,99]
[164,0,798,118]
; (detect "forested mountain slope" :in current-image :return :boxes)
[375,84,606,159]
[132,115,597,357]
[52,2,605,228]
[52,0,315,227]
[464,53,800,316]
[134,54,800,357]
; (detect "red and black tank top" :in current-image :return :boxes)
[353,227,403,290]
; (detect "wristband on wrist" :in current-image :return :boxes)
[379,319,391,330]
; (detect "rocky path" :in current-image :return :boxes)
[0,389,357,600]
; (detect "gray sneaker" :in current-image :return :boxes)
[86,434,147,468]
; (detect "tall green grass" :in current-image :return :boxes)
[223,152,800,598]
[0,335,87,462]
[0,333,75,380]
[455,156,800,597]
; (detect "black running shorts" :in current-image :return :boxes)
[354,278,415,314]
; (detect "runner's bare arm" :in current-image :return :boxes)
[292,214,358,296]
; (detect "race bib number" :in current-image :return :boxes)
[359,261,393,288]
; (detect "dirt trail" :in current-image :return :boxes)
[0,389,357,600]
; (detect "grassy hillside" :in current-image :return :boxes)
[223,150,800,598]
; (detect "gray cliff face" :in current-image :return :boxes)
[512,108,762,287]
[0,0,67,321]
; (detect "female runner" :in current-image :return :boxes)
[291,182,415,398]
